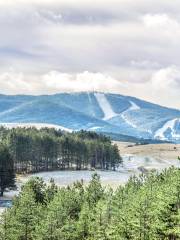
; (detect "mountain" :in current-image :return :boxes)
[0,92,180,142]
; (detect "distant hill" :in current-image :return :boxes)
[0,92,180,142]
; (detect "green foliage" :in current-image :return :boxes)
[86,173,104,207]
[0,143,15,196]
[22,178,47,204]
[0,168,179,239]
[0,127,122,174]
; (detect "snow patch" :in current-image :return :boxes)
[154,118,180,140]
[0,102,31,117]
[129,101,140,111]
[88,126,102,131]
[94,93,118,120]
[121,101,140,128]
[121,114,138,128]
[0,123,72,132]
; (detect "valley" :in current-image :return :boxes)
[1,141,179,205]
[0,94,180,236]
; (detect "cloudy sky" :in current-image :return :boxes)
[0,0,180,109]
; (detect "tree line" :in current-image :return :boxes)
[0,167,179,239]
[0,127,121,195]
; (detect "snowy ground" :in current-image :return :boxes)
[16,154,179,189]
[1,142,179,214]
[3,143,180,196]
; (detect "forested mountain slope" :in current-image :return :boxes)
[0,92,180,142]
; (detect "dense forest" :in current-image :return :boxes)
[0,144,15,196]
[0,127,121,174]
[0,167,179,240]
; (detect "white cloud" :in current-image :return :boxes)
[0,70,122,95]
[0,1,180,108]
[142,14,179,29]
[120,66,180,109]
[0,72,32,94]
[151,66,180,90]
[0,68,179,109]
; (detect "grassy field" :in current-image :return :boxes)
[115,141,180,160]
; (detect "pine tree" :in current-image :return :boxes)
[0,144,15,196]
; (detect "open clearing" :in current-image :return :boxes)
[115,142,180,161]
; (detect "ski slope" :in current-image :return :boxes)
[94,94,141,129]
[154,118,180,140]
[121,101,140,128]
[129,101,140,111]
[94,93,118,120]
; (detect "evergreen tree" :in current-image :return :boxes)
[0,144,15,196]
[3,127,122,173]
[0,168,180,239]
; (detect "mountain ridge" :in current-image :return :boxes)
[0,91,179,111]
[0,92,179,142]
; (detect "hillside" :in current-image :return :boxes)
[0,92,180,142]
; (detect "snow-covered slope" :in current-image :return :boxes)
[94,93,118,120]
[0,92,180,142]
[0,123,72,132]
[121,101,140,128]
[154,118,180,141]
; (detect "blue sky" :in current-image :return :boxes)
[0,0,180,109]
